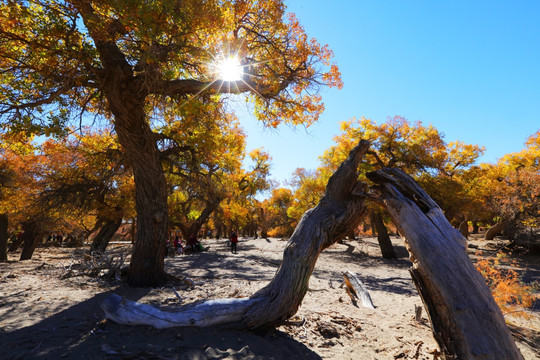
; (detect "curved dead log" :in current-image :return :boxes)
[367,168,523,360]
[242,140,370,328]
[101,294,257,328]
[102,140,371,329]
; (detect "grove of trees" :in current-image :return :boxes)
[0,0,341,286]
[0,0,537,287]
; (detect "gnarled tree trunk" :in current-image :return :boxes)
[472,221,479,234]
[19,220,39,261]
[370,210,397,259]
[260,207,268,239]
[115,107,169,287]
[367,168,523,360]
[485,221,507,240]
[102,140,371,328]
[90,218,123,254]
[101,142,523,359]
[241,140,370,328]
[176,200,220,240]
[78,4,168,287]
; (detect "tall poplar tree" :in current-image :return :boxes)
[0,0,341,286]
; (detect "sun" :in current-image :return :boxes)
[214,55,244,82]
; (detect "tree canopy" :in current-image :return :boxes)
[0,0,341,286]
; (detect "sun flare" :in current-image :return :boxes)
[214,56,244,81]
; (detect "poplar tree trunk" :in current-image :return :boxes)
[114,108,169,287]
[178,201,220,240]
[79,7,169,287]
[0,213,7,261]
[485,221,506,240]
[20,221,39,261]
[90,218,123,254]
[472,221,479,234]
[458,220,469,239]
[103,81,168,287]
[367,168,523,360]
[370,210,397,259]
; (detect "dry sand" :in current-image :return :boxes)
[0,235,538,359]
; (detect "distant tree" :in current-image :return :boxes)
[0,134,56,260]
[483,131,540,247]
[37,130,135,253]
[214,149,272,238]
[165,109,271,239]
[263,187,295,237]
[287,168,326,227]
[315,116,484,257]
[0,0,341,286]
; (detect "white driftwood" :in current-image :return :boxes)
[101,294,257,328]
[368,168,524,360]
[342,271,375,309]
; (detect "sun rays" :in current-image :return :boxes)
[175,45,279,110]
[213,55,244,82]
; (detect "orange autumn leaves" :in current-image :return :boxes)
[475,252,536,316]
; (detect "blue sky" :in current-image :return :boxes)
[238,0,540,184]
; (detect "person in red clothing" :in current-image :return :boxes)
[230,231,238,254]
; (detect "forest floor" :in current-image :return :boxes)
[0,234,539,360]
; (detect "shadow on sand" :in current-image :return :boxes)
[1,286,321,360]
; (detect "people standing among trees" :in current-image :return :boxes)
[174,236,184,255]
[230,231,238,254]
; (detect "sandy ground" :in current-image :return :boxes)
[0,235,539,360]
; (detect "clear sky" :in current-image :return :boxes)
[237,0,540,185]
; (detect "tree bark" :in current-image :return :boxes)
[370,210,397,259]
[90,218,123,254]
[77,3,169,287]
[367,168,523,360]
[485,221,506,240]
[99,60,168,287]
[115,108,169,287]
[19,221,39,261]
[458,220,469,239]
[177,200,220,240]
[472,221,479,234]
[241,140,370,328]
[0,213,7,261]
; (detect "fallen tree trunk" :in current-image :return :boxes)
[101,294,257,328]
[367,168,523,360]
[102,140,371,329]
[101,143,522,359]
